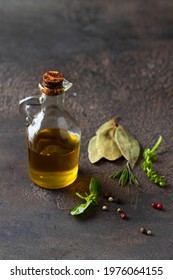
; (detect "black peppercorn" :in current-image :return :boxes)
[103,192,112,198]
[115,198,122,204]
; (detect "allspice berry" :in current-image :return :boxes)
[139,227,147,234]
[102,205,108,211]
[146,230,152,235]
[116,208,123,213]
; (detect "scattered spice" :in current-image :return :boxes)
[120,213,127,219]
[146,230,152,235]
[151,203,157,209]
[102,205,108,211]
[114,198,122,204]
[103,191,112,198]
[108,196,114,202]
[116,208,123,213]
[139,227,147,234]
[152,203,163,210]
[157,203,163,210]
[139,227,152,235]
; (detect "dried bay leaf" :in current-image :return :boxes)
[88,118,140,166]
[96,118,116,135]
[88,135,103,163]
[115,124,140,168]
[96,127,122,161]
[88,118,122,163]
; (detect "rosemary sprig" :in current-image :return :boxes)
[111,162,139,187]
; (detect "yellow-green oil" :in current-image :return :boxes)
[28,128,80,189]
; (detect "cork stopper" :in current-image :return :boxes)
[39,70,72,95]
[43,71,64,89]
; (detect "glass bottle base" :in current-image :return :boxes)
[28,165,78,189]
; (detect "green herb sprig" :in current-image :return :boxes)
[71,178,100,215]
[141,135,166,187]
[111,161,139,187]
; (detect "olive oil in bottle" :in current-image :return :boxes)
[28,128,80,189]
[19,71,81,189]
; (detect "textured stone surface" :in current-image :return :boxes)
[0,0,173,259]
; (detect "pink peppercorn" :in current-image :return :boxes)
[120,213,127,219]
[157,203,163,210]
[151,203,157,209]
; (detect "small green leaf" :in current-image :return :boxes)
[70,177,100,216]
[70,201,91,215]
[89,177,100,196]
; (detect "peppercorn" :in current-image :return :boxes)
[146,230,152,235]
[157,203,163,210]
[102,205,108,211]
[139,227,147,234]
[108,196,114,202]
[103,192,112,198]
[151,203,157,209]
[115,198,122,204]
[116,208,123,213]
[120,213,127,219]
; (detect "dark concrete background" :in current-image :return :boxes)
[0,0,173,259]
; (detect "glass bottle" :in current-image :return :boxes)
[19,71,81,189]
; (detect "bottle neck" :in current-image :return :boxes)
[41,93,65,110]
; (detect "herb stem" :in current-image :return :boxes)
[142,135,166,187]
[111,161,139,187]
[71,177,100,215]
[151,135,162,153]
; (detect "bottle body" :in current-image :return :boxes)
[28,127,80,189]
[19,71,81,189]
